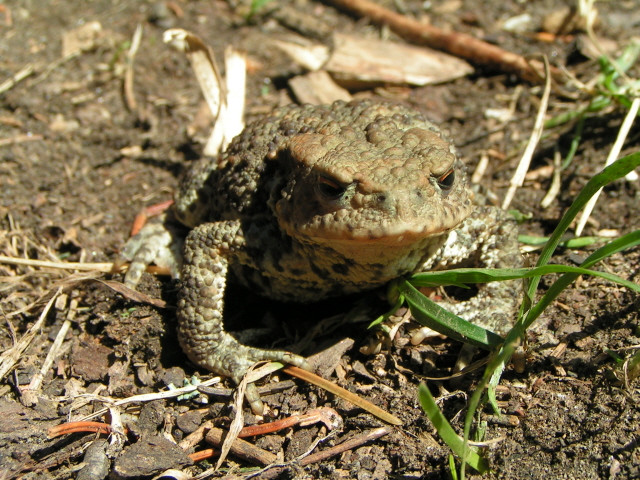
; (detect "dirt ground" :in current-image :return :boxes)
[1,0,639,478]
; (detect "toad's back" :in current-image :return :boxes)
[171,100,473,301]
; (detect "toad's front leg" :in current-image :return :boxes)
[424,206,523,334]
[178,220,309,414]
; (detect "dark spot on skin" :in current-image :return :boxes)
[369,263,386,276]
[310,262,330,279]
[290,268,305,276]
[331,262,350,275]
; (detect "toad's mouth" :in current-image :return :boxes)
[290,201,473,246]
[304,223,453,246]
[293,213,467,247]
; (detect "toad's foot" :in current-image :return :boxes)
[178,222,310,414]
[120,212,186,287]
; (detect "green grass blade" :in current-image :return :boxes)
[602,37,640,85]
[418,383,488,474]
[409,264,640,292]
[449,455,459,480]
[459,152,640,478]
[396,279,504,349]
[561,114,585,169]
[575,230,640,268]
[522,230,640,329]
[518,234,607,248]
[401,258,639,350]
[626,350,640,383]
[529,151,640,294]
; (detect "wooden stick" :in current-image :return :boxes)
[204,427,277,465]
[299,426,392,466]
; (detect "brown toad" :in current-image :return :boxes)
[123,99,521,411]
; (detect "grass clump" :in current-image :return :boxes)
[390,39,640,477]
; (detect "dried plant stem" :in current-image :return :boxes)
[540,150,563,209]
[124,23,143,112]
[0,254,115,273]
[215,365,251,469]
[284,365,402,425]
[0,287,62,380]
[76,377,221,422]
[575,97,639,235]
[21,299,77,406]
[502,57,551,210]
[254,427,393,479]
[0,64,35,94]
[0,134,43,147]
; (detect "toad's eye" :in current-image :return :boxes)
[436,168,455,192]
[316,176,347,199]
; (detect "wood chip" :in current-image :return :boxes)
[272,37,330,71]
[289,71,352,105]
[324,33,473,88]
[62,21,103,57]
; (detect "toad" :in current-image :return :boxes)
[122,99,521,411]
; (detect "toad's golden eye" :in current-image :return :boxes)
[436,168,455,192]
[316,175,347,199]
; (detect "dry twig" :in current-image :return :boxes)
[205,427,277,465]
[298,426,392,465]
[254,426,393,478]
[240,407,341,438]
[184,408,341,463]
[0,254,114,273]
[540,150,563,208]
[48,421,118,438]
[215,364,253,469]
